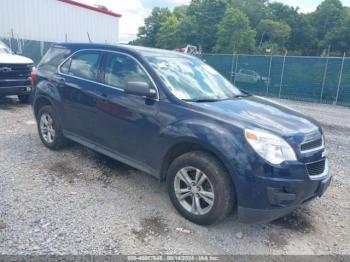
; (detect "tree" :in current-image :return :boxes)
[156,16,181,49]
[214,8,256,53]
[95,5,109,11]
[173,5,188,21]
[320,11,350,55]
[310,0,346,52]
[187,0,227,52]
[257,19,291,48]
[134,7,172,47]
[227,0,268,27]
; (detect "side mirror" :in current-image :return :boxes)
[125,81,157,99]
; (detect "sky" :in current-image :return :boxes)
[79,0,350,43]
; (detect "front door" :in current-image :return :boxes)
[93,52,161,173]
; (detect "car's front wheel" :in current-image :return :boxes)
[37,105,66,150]
[167,151,235,225]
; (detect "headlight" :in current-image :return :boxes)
[245,129,297,165]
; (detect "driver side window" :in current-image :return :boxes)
[104,53,150,90]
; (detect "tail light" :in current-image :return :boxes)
[30,68,37,86]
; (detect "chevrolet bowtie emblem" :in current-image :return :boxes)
[0,67,12,73]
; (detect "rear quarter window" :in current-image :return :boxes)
[60,51,102,82]
[38,47,71,72]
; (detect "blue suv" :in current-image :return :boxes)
[31,43,331,225]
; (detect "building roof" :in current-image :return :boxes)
[58,0,122,18]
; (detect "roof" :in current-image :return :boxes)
[55,43,191,58]
[58,0,122,18]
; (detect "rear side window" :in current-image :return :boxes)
[38,47,71,71]
[61,51,102,81]
[104,53,150,89]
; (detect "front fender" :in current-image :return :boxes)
[160,118,249,179]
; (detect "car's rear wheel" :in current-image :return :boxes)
[18,94,30,104]
[37,105,66,150]
[167,151,235,225]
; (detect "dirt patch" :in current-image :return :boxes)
[0,221,7,230]
[0,97,27,110]
[132,216,169,243]
[91,152,135,186]
[271,211,315,233]
[267,232,288,248]
[48,160,80,183]
[49,161,77,176]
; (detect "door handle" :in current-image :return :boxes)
[99,93,108,102]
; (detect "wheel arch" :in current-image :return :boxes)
[33,96,53,119]
[160,139,237,189]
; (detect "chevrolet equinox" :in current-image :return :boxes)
[31,43,331,225]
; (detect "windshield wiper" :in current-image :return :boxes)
[231,93,251,99]
[182,98,220,103]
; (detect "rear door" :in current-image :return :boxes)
[58,50,104,139]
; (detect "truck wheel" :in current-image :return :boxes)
[167,151,235,225]
[18,94,30,104]
[37,105,66,150]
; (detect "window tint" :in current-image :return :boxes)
[104,53,150,89]
[68,51,102,81]
[38,47,71,71]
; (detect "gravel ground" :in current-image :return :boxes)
[0,96,349,255]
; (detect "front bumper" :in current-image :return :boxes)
[235,159,331,224]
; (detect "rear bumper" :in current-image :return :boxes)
[0,86,31,96]
[236,159,331,224]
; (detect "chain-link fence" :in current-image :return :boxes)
[201,53,350,107]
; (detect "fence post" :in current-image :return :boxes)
[278,53,287,98]
[233,54,239,85]
[320,56,329,103]
[266,55,273,96]
[230,52,235,82]
[335,53,346,105]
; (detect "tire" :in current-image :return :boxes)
[37,105,66,150]
[167,151,235,225]
[18,94,30,104]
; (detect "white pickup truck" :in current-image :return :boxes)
[0,41,33,103]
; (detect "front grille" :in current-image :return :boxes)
[306,159,326,176]
[0,63,33,79]
[301,137,323,152]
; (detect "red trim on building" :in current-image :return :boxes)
[58,0,122,17]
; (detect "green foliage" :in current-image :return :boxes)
[227,0,268,27]
[257,19,291,47]
[156,16,181,49]
[214,8,256,53]
[131,0,350,55]
[134,7,172,47]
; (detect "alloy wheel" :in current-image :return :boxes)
[40,113,55,144]
[174,167,215,215]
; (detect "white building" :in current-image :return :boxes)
[0,0,121,43]
[0,0,121,63]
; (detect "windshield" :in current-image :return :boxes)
[0,47,10,54]
[145,54,243,101]
[0,42,11,54]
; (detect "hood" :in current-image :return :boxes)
[0,54,33,64]
[190,96,321,139]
